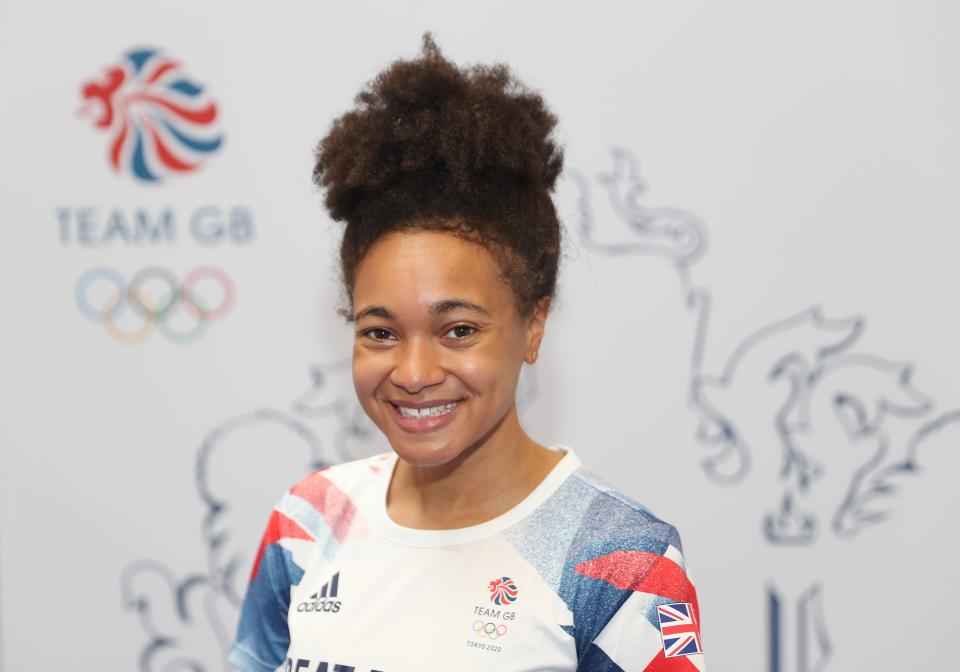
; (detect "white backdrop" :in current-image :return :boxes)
[2,1,959,671]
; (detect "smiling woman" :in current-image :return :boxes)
[351,229,559,524]
[228,33,706,672]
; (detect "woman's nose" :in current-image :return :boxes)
[389,337,445,393]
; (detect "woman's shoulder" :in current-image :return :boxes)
[267,452,392,541]
[550,466,705,670]
[564,465,686,557]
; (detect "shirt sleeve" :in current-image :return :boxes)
[227,494,310,672]
[577,548,707,672]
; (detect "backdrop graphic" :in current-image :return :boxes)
[2,3,958,671]
[570,149,960,672]
[78,47,224,183]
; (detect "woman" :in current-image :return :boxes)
[229,34,705,672]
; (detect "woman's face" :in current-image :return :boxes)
[351,229,547,468]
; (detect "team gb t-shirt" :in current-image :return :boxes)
[228,446,706,672]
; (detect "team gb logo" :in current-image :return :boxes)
[78,48,224,183]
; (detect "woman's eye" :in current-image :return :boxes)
[445,325,477,339]
[362,328,395,341]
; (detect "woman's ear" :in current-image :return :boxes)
[524,296,551,364]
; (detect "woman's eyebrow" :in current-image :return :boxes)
[429,298,490,316]
[354,299,490,322]
[354,305,393,321]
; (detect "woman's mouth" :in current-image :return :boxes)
[388,400,462,432]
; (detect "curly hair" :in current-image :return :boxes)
[313,33,564,319]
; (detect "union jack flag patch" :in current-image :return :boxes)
[657,602,702,658]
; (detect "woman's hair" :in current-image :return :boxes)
[313,33,564,319]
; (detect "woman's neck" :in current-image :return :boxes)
[385,404,564,530]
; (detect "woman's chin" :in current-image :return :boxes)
[389,439,464,469]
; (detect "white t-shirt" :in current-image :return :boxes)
[228,447,706,672]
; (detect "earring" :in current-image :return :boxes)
[528,351,539,364]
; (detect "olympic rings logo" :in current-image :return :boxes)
[75,265,235,344]
[472,621,507,639]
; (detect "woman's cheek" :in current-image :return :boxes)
[456,351,500,394]
[352,348,388,407]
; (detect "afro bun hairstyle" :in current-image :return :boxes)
[313,32,564,318]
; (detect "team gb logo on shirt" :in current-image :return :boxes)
[488,577,519,605]
[78,47,224,182]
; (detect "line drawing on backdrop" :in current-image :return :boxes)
[122,360,375,672]
[569,147,960,672]
[75,265,235,344]
[77,47,224,183]
[121,360,539,670]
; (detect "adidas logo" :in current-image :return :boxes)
[296,571,342,614]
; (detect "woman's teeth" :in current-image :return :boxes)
[396,402,458,418]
